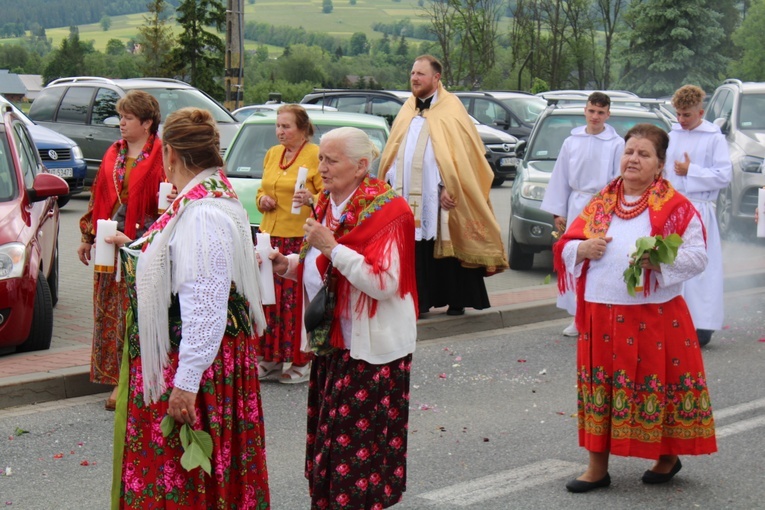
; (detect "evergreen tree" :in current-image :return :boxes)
[619,0,728,96]
[172,0,226,99]
[730,0,765,80]
[322,0,334,13]
[43,26,89,84]
[137,0,176,78]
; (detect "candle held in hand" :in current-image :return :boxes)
[255,233,276,305]
[158,182,173,214]
[94,219,118,273]
[291,166,309,215]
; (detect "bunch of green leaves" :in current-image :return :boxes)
[160,415,213,475]
[623,234,683,297]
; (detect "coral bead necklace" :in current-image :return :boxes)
[279,140,307,170]
[615,181,651,220]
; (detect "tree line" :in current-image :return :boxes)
[2,0,765,104]
[0,0,180,29]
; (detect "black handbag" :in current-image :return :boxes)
[304,262,338,355]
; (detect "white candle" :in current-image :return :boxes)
[94,219,118,273]
[440,209,451,241]
[291,166,309,215]
[255,233,276,305]
[757,188,765,238]
[158,182,173,214]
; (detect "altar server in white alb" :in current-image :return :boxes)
[540,92,623,337]
[666,85,732,346]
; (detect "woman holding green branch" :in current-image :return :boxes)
[553,123,717,493]
[109,108,270,508]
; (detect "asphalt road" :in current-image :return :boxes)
[1,287,764,509]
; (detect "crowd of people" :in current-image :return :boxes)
[68,56,746,507]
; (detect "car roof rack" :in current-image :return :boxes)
[723,78,744,91]
[48,76,118,86]
[139,77,192,86]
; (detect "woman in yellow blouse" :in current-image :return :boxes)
[257,104,322,383]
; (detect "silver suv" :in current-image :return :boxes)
[704,79,765,234]
[28,77,240,185]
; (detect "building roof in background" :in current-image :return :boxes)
[0,69,27,96]
[18,74,43,99]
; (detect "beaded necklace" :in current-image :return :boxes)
[615,180,652,220]
[279,140,307,170]
[112,135,154,205]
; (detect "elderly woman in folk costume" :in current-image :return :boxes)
[271,127,418,509]
[555,124,716,493]
[109,108,270,508]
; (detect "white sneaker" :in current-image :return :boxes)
[562,321,579,337]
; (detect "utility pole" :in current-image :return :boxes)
[225,0,244,111]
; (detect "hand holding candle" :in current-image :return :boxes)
[158,182,174,214]
[291,166,309,215]
[255,233,276,305]
[94,219,118,273]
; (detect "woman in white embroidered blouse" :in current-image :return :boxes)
[108,108,270,508]
[554,123,716,494]
[271,127,417,508]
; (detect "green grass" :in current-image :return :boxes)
[37,0,433,53]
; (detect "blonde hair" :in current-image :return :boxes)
[672,85,705,110]
[162,107,223,171]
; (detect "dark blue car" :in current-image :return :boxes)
[3,98,86,207]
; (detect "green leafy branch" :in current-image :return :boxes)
[623,234,683,297]
[160,415,213,475]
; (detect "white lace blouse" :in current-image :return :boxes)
[561,207,708,304]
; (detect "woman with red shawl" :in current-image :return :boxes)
[554,124,717,493]
[271,127,418,509]
[77,90,166,410]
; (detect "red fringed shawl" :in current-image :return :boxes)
[298,176,418,351]
[91,135,165,239]
[553,177,703,332]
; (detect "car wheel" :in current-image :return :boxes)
[492,177,506,187]
[716,186,733,238]
[57,194,71,208]
[509,234,534,270]
[48,241,59,307]
[17,275,54,353]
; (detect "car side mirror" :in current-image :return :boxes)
[103,116,120,127]
[713,117,729,134]
[493,119,509,129]
[27,173,69,203]
[515,139,527,159]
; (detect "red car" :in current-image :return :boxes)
[0,103,69,352]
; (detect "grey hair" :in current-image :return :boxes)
[320,127,380,165]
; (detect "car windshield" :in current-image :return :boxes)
[738,94,765,130]
[0,136,17,202]
[226,123,388,179]
[500,97,546,124]
[140,88,237,124]
[527,113,669,165]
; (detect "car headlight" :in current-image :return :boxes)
[740,155,764,173]
[520,182,547,200]
[72,145,84,160]
[0,243,27,280]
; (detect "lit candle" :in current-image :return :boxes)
[291,166,309,215]
[158,182,173,214]
[94,219,118,273]
[758,188,765,238]
[255,233,276,305]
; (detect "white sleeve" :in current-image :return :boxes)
[331,242,400,300]
[171,212,235,394]
[655,215,708,287]
[684,134,732,193]
[540,141,572,217]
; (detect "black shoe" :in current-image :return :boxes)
[696,329,713,347]
[446,306,465,316]
[642,458,682,484]
[565,473,611,493]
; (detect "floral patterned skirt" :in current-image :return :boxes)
[113,251,269,509]
[577,298,717,460]
[258,236,311,366]
[90,269,128,385]
[306,350,412,509]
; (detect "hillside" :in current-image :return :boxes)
[40,0,436,52]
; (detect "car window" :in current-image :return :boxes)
[92,88,120,125]
[142,88,236,123]
[473,98,505,126]
[12,122,38,187]
[57,86,95,124]
[502,97,546,125]
[705,90,729,122]
[28,87,65,122]
[0,136,16,201]
[738,93,765,130]
[369,98,400,126]
[332,96,367,114]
